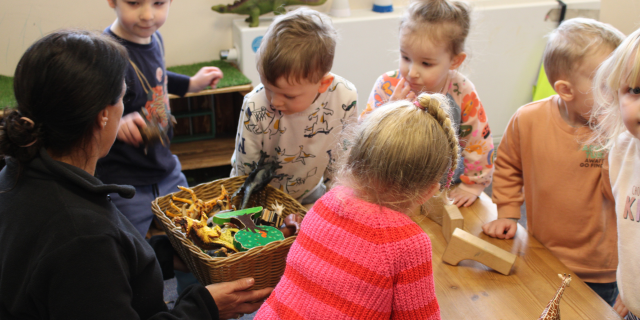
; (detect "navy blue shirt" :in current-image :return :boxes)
[97,29,190,185]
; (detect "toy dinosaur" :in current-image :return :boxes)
[538,273,572,320]
[211,0,328,28]
[138,107,175,155]
[232,151,286,209]
[174,214,237,251]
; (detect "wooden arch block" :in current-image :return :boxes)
[442,204,464,242]
[442,228,517,275]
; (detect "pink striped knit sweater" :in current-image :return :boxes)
[255,186,441,319]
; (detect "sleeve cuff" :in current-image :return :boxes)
[496,203,522,220]
[174,284,220,319]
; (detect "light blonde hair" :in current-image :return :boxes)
[543,18,624,85]
[399,0,471,56]
[256,8,337,86]
[589,28,640,151]
[335,93,459,212]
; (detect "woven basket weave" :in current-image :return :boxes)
[151,175,307,290]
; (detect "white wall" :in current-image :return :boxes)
[0,0,600,77]
[0,0,604,141]
[601,0,640,35]
[0,0,400,77]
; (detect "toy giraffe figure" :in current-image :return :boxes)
[538,273,572,320]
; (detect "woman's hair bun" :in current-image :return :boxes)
[0,110,41,162]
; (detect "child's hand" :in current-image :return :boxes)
[449,188,479,207]
[482,218,517,239]
[117,112,146,147]
[390,77,417,102]
[189,67,224,93]
[614,295,628,318]
[206,278,273,320]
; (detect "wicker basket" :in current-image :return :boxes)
[151,175,307,290]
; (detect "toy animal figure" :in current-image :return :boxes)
[232,151,286,209]
[167,186,233,219]
[139,107,175,155]
[538,273,572,320]
[211,0,328,28]
[174,214,237,251]
[279,213,302,238]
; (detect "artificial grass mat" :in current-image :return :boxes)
[167,60,251,89]
[0,75,16,110]
[0,60,250,111]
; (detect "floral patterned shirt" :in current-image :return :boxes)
[361,70,494,195]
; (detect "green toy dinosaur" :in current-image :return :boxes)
[211,0,328,28]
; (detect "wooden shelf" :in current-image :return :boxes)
[168,84,253,99]
[171,137,235,171]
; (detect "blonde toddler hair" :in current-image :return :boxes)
[543,18,624,85]
[400,0,471,56]
[590,28,640,151]
[256,8,337,85]
[336,93,459,212]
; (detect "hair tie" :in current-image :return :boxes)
[18,117,37,148]
[444,167,455,190]
[20,117,35,127]
[414,100,425,110]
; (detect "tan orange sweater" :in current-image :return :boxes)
[492,96,617,283]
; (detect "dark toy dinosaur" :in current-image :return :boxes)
[232,151,286,209]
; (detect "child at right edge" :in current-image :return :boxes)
[482,18,624,306]
[589,27,640,319]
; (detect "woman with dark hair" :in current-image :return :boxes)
[0,29,270,320]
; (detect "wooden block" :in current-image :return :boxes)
[442,228,517,275]
[442,204,464,242]
[413,191,452,226]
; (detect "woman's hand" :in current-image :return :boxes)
[206,278,273,320]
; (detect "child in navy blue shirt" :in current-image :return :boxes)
[100,0,222,290]
[100,0,222,236]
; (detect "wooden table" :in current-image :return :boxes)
[414,192,620,319]
[167,84,253,99]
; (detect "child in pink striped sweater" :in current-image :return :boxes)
[255,93,459,319]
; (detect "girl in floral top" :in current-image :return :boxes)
[361,0,494,207]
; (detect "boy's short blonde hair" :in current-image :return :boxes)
[256,8,337,85]
[544,18,624,84]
